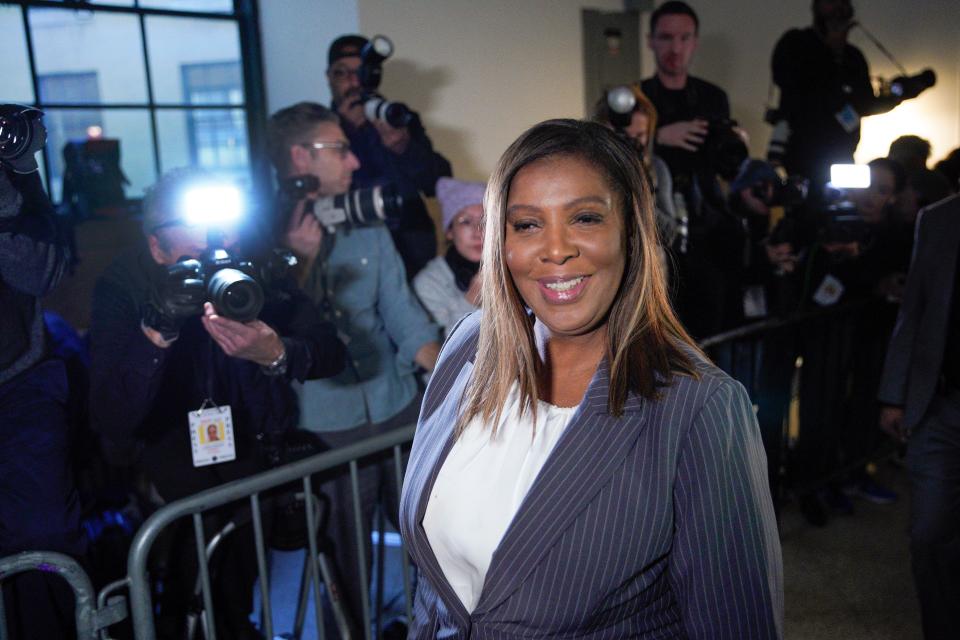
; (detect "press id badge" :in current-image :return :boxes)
[188,403,236,467]
[813,274,845,307]
[834,104,861,134]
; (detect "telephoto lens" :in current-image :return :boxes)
[363,97,413,128]
[312,184,403,231]
[206,268,264,323]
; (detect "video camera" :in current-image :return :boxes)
[279,174,402,234]
[767,164,873,249]
[357,35,414,128]
[0,104,46,174]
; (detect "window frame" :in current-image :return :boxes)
[6,0,269,203]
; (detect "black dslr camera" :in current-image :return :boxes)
[357,35,414,128]
[279,174,402,233]
[0,104,46,174]
[701,118,749,182]
[170,235,265,324]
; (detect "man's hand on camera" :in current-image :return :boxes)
[142,261,205,346]
[201,302,285,367]
[284,197,323,262]
[374,119,411,155]
[656,119,708,152]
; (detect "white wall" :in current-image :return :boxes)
[259,0,359,114]
[357,0,623,180]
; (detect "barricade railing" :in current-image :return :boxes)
[122,423,416,640]
[0,551,127,640]
[699,299,898,504]
[1,299,900,639]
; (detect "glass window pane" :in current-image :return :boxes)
[140,0,234,15]
[43,109,155,204]
[1,6,35,103]
[145,16,243,105]
[156,108,249,184]
[29,8,149,104]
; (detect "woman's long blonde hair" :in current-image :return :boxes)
[457,119,699,436]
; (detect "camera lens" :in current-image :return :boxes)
[207,268,264,323]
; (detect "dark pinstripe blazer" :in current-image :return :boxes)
[400,312,783,639]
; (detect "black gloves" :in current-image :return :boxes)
[142,259,205,341]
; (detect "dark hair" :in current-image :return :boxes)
[458,119,700,435]
[650,1,699,34]
[868,157,907,194]
[266,102,340,175]
[888,135,932,173]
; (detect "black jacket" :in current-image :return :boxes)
[0,170,69,386]
[89,243,346,500]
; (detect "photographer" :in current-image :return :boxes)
[0,106,83,638]
[770,0,929,187]
[266,101,440,631]
[88,168,346,637]
[640,2,748,337]
[326,34,452,278]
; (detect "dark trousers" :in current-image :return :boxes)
[907,390,960,639]
[0,360,84,639]
[318,393,421,634]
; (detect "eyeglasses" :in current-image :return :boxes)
[329,67,360,81]
[302,141,352,159]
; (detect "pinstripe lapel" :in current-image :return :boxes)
[472,361,648,617]
[405,360,475,626]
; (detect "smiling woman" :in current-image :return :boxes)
[399,119,784,638]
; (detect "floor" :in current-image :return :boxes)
[781,461,922,639]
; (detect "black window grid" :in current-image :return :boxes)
[7,0,269,203]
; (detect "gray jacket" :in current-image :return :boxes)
[400,311,783,638]
[878,195,960,429]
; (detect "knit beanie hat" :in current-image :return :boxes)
[436,177,486,230]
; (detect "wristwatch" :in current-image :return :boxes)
[261,344,288,377]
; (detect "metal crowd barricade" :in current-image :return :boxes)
[0,551,127,640]
[1,300,901,639]
[0,424,416,640]
[122,423,417,640]
[699,299,897,506]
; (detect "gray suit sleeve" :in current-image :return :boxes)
[669,379,784,639]
[877,209,930,406]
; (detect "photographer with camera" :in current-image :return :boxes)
[326,34,452,279]
[267,101,440,632]
[640,2,749,338]
[0,105,84,638]
[770,0,934,188]
[88,168,346,637]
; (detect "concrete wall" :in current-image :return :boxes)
[356,0,623,180]
[259,0,359,114]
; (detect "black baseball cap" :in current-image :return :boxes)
[328,35,368,66]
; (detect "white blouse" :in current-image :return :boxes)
[422,386,578,613]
